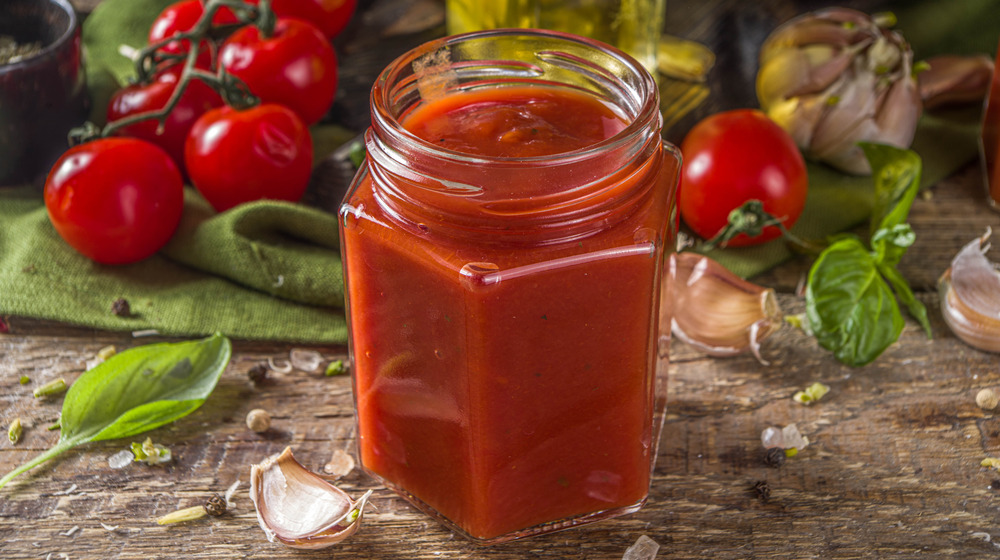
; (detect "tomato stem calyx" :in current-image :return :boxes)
[701,200,823,254]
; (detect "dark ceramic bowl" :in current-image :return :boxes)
[0,0,89,185]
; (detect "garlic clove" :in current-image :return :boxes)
[939,229,1000,353]
[668,253,783,364]
[250,447,372,549]
[918,54,995,110]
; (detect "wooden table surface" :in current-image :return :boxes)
[4,0,1000,558]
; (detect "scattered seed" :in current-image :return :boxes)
[764,447,786,468]
[977,388,999,410]
[325,359,347,376]
[247,363,268,384]
[204,493,227,517]
[33,378,67,398]
[8,418,23,444]
[111,298,131,317]
[156,505,208,525]
[246,409,271,433]
[752,480,771,501]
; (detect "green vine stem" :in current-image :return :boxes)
[70,0,274,146]
[700,199,825,254]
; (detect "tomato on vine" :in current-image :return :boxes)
[44,138,185,265]
[679,109,808,247]
[251,0,357,39]
[107,63,223,176]
[219,18,338,125]
[149,0,239,58]
[185,103,313,212]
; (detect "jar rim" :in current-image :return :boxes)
[369,27,661,167]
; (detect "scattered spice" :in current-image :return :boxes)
[205,493,227,517]
[0,36,42,65]
[991,479,1000,491]
[752,480,771,501]
[290,349,323,372]
[247,363,269,384]
[19,375,30,385]
[58,526,80,537]
[131,437,172,465]
[224,479,240,508]
[977,388,999,411]
[793,382,831,405]
[325,359,346,377]
[33,378,67,398]
[982,457,1000,470]
[8,418,22,445]
[763,447,786,468]
[47,421,60,431]
[246,409,271,433]
[157,505,209,525]
[323,448,356,478]
[111,298,131,317]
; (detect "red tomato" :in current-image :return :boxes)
[678,109,808,247]
[219,18,338,125]
[149,0,238,57]
[107,64,223,175]
[185,104,313,212]
[44,138,185,265]
[249,0,357,39]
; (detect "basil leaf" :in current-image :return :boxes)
[862,142,922,235]
[805,237,904,367]
[877,261,933,338]
[871,223,916,268]
[0,333,231,490]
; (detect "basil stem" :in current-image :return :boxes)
[0,333,232,489]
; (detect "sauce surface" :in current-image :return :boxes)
[342,85,672,540]
[403,86,628,157]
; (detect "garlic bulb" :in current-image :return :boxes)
[756,8,921,175]
[250,447,372,549]
[938,229,1000,353]
[669,252,783,363]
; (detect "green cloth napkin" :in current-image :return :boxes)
[0,0,351,343]
[707,112,984,279]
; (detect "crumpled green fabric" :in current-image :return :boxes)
[0,0,350,343]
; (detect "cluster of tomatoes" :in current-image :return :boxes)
[43,0,355,265]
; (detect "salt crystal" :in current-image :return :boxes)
[623,535,660,560]
[782,423,809,450]
[323,448,356,478]
[108,450,134,469]
[761,426,783,449]
[290,349,323,372]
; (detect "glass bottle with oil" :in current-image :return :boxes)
[445,0,666,76]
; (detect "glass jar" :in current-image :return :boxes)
[339,29,679,544]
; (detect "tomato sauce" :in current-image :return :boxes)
[341,84,676,540]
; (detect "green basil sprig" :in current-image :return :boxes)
[0,333,232,489]
[804,143,932,366]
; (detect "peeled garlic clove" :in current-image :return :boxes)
[669,253,783,363]
[939,229,1000,352]
[250,447,372,549]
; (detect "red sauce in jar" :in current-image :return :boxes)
[341,60,677,541]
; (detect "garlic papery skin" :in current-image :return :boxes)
[939,229,1000,353]
[250,447,372,550]
[757,8,921,175]
[918,54,996,110]
[669,252,783,363]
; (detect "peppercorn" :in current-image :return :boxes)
[111,298,131,317]
[976,388,999,410]
[763,447,786,468]
[247,363,268,384]
[205,493,227,516]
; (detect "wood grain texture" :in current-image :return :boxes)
[11,0,1000,558]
